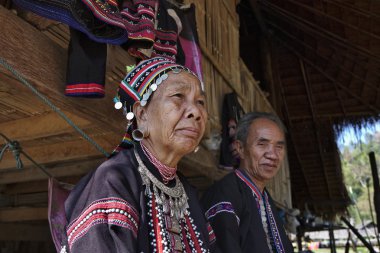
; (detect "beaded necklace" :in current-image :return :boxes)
[141,142,177,184]
[134,150,208,253]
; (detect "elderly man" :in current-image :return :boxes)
[202,112,294,253]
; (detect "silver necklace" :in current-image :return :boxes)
[259,196,274,253]
[134,150,189,220]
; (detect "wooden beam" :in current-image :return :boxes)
[0,133,119,170]
[0,73,51,116]
[260,0,380,63]
[0,158,104,184]
[271,45,314,200]
[2,176,81,194]
[268,26,380,113]
[0,111,91,142]
[299,59,333,202]
[0,207,47,222]
[0,6,125,134]
[0,192,47,207]
[322,0,380,20]
[260,4,380,93]
[279,0,380,41]
[0,223,51,241]
[287,111,372,120]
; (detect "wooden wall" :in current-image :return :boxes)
[187,0,292,208]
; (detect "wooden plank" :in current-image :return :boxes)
[0,111,91,141]
[0,133,118,170]
[2,176,81,194]
[0,85,49,116]
[0,6,126,134]
[0,158,104,184]
[0,207,47,222]
[0,192,47,207]
[0,223,51,241]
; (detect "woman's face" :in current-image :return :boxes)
[140,71,208,156]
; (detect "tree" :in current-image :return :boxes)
[339,128,380,225]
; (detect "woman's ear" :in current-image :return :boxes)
[133,101,148,127]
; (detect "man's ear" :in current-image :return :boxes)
[234,140,245,160]
[133,101,148,127]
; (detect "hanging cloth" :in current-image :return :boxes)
[48,178,74,252]
[12,0,130,45]
[14,0,204,98]
[169,3,203,82]
[65,28,107,97]
[219,92,244,170]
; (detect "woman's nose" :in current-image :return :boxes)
[185,101,202,121]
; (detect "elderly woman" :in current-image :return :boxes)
[62,57,215,253]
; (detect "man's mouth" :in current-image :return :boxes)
[261,163,278,169]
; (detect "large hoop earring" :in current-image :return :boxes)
[132,128,145,141]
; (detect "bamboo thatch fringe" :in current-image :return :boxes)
[333,116,380,142]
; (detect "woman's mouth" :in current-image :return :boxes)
[177,127,200,138]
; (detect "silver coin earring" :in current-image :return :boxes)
[194,146,199,153]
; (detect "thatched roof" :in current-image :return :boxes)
[239,0,380,218]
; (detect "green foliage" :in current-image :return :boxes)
[339,130,380,225]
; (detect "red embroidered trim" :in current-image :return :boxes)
[120,81,141,101]
[181,224,192,252]
[185,216,202,253]
[67,197,139,249]
[65,83,105,96]
[153,42,177,55]
[207,222,216,244]
[152,194,164,253]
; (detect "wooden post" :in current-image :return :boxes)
[328,224,337,253]
[296,226,303,252]
[341,216,376,253]
[368,152,380,234]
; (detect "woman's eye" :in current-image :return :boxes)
[197,99,205,106]
[172,93,183,98]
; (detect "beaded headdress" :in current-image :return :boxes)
[116,57,198,109]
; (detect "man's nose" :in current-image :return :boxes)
[265,145,279,160]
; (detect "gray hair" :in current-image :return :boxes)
[235,112,287,145]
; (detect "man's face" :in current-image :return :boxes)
[237,118,286,186]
